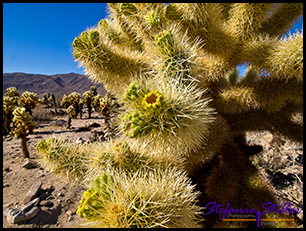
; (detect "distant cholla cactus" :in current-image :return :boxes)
[60,94,72,108]
[18,91,39,115]
[90,86,98,96]
[66,105,75,129]
[83,90,93,119]
[99,92,117,130]
[5,86,20,97]
[40,93,50,107]
[37,3,303,228]
[92,94,102,112]
[12,107,36,158]
[3,96,18,135]
[68,92,82,119]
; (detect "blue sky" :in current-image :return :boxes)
[3,3,303,76]
[3,3,108,75]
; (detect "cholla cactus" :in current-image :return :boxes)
[99,92,117,130]
[61,94,72,108]
[12,107,36,158]
[37,3,303,228]
[66,105,75,129]
[92,94,102,112]
[90,86,98,96]
[4,86,20,99]
[68,92,82,118]
[82,90,93,118]
[18,91,39,115]
[3,96,18,135]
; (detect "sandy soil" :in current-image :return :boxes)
[3,109,111,228]
[2,108,303,228]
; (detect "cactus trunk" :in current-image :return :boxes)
[20,133,30,158]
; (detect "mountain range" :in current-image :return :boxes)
[3,72,106,98]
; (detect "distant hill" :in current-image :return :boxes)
[3,72,106,98]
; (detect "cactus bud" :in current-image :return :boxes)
[120,3,137,16]
[155,30,175,55]
[72,37,84,50]
[144,10,160,25]
[89,31,99,47]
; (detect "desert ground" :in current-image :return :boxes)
[3,105,303,228]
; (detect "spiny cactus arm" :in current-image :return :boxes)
[265,30,303,82]
[106,3,145,51]
[73,29,150,96]
[176,3,235,60]
[242,31,303,82]
[217,3,234,21]
[36,137,89,184]
[269,116,303,144]
[113,2,171,51]
[222,104,303,144]
[67,105,76,117]
[257,3,303,38]
[77,168,202,228]
[213,77,303,114]
[226,3,273,41]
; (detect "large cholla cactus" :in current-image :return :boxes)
[12,107,36,158]
[37,3,303,228]
[18,91,39,115]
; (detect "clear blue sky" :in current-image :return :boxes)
[3,3,303,76]
[3,3,108,75]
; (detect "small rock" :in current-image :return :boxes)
[75,137,85,144]
[57,192,64,197]
[55,119,67,126]
[23,181,42,204]
[3,166,10,172]
[66,210,74,216]
[6,197,40,224]
[39,200,53,207]
[104,132,115,139]
[6,137,13,141]
[22,159,38,169]
[40,206,50,212]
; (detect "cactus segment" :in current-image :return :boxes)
[77,168,202,228]
[144,10,160,25]
[119,3,138,16]
[155,30,175,55]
